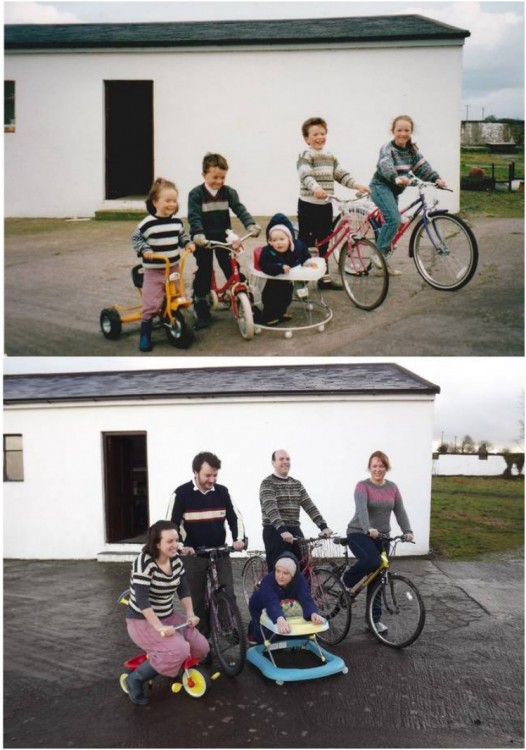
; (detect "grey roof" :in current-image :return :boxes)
[4,363,440,404]
[5,15,470,51]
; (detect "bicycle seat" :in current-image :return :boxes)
[131,265,144,289]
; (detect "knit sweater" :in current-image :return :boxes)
[347,478,412,536]
[371,140,441,195]
[126,551,190,620]
[170,480,245,550]
[187,184,254,242]
[260,474,328,534]
[131,214,191,269]
[297,148,357,205]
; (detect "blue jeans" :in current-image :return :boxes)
[370,180,401,256]
[343,532,384,622]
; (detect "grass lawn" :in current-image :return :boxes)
[430,476,524,559]
[459,147,524,218]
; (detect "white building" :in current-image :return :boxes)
[4,15,470,218]
[3,362,440,560]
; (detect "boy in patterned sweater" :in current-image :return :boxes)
[297,117,370,290]
[188,153,261,329]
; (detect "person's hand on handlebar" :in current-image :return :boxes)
[320,527,334,538]
[367,528,380,539]
[281,531,294,544]
[403,532,414,542]
[435,179,448,189]
[353,183,371,195]
[232,540,245,551]
[193,234,208,247]
[248,223,262,237]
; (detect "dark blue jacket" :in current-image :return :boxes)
[259,213,311,277]
[248,551,318,624]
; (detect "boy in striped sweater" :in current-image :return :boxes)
[297,117,370,290]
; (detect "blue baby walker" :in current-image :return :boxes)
[246,603,348,686]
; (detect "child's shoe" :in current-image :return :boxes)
[139,321,153,352]
[193,297,211,330]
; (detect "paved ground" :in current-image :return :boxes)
[4,216,524,356]
[3,553,524,749]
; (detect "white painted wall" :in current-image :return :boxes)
[3,393,435,559]
[5,41,463,217]
[433,454,512,476]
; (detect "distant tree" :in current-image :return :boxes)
[437,443,449,454]
[477,440,492,455]
[461,435,476,453]
[484,115,498,122]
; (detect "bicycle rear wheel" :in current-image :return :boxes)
[310,567,351,645]
[241,555,267,605]
[339,237,389,310]
[366,573,425,648]
[410,214,478,290]
[209,590,246,676]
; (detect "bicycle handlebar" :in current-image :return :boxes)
[194,544,235,555]
[408,176,453,192]
[194,232,255,250]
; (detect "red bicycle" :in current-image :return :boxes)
[196,232,256,340]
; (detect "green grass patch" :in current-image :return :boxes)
[460,189,524,218]
[430,476,524,559]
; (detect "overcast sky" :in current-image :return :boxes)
[4,0,524,119]
[3,356,524,451]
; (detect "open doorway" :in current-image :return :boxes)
[103,432,149,543]
[104,80,153,199]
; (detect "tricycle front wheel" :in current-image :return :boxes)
[235,292,254,340]
[100,308,122,340]
[182,665,211,698]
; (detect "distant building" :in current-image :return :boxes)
[3,363,440,560]
[461,120,524,147]
[4,15,469,218]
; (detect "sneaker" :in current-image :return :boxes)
[279,313,293,322]
[374,621,388,634]
[372,254,385,270]
[386,264,402,276]
[339,574,352,594]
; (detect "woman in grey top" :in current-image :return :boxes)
[341,451,414,632]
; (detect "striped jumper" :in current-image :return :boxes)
[372,140,441,192]
[297,147,357,204]
[131,214,191,270]
[347,479,412,536]
[126,551,188,620]
[260,474,328,535]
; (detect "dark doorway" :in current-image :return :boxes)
[103,432,149,543]
[105,80,153,199]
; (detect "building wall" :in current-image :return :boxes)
[5,42,463,217]
[4,393,435,559]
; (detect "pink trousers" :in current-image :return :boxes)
[126,612,210,677]
[141,263,179,321]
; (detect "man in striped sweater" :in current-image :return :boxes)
[168,451,246,636]
[260,449,333,569]
[297,116,370,290]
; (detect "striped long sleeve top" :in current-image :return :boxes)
[372,140,441,194]
[126,551,190,620]
[297,148,357,205]
[259,474,328,535]
[131,214,191,270]
[347,479,412,536]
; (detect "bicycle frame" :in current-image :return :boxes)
[207,233,254,316]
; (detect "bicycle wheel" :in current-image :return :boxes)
[209,590,246,677]
[339,237,389,310]
[310,567,351,645]
[366,573,425,648]
[235,291,254,340]
[410,214,478,290]
[241,555,267,605]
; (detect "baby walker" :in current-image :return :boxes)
[248,250,333,339]
[246,604,348,686]
[99,249,195,349]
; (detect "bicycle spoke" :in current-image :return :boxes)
[310,567,351,645]
[367,573,425,648]
[412,215,478,290]
[209,590,246,677]
[339,237,389,310]
[241,555,267,605]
